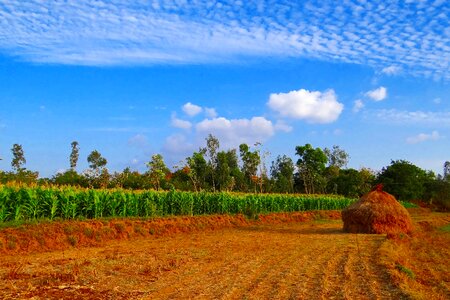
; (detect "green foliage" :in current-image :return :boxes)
[326,168,375,197]
[11,144,26,173]
[87,150,107,172]
[70,141,80,170]
[0,185,355,222]
[270,155,295,193]
[323,145,349,169]
[146,154,169,191]
[396,264,415,279]
[295,144,328,194]
[377,160,435,201]
[400,201,418,208]
[239,143,261,192]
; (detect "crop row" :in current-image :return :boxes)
[0,186,356,222]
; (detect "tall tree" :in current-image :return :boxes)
[186,150,208,191]
[87,150,107,173]
[239,143,260,192]
[147,154,169,191]
[204,134,220,191]
[11,144,26,172]
[270,155,295,193]
[295,144,328,194]
[70,141,79,170]
[444,161,450,180]
[323,145,349,169]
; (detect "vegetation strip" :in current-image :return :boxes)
[0,185,355,222]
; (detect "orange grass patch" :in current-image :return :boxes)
[378,211,450,299]
[0,211,341,255]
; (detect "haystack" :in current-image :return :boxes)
[342,185,413,234]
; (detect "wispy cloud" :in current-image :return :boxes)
[373,109,450,126]
[171,113,192,130]
[352,99,364,113]
[182,102,203,117]
[366,87,387,101]
[0,1,448,78]
[381,66,402,75]
[406,131,441,144]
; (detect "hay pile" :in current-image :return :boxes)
[342,185,413,234]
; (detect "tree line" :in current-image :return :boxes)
[1,134,449,209]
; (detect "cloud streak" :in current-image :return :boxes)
[406,131,440,144]
[0,1,448,78]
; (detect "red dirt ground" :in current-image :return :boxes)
[0,210,448,299]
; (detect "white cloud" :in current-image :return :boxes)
[406,131,441,144]
[171,113,192,130]
[267,89,344,123]
[128,134,149,148]
[366,87,387,101]
[274,120,293,132]
[0,2,448,79]
[381,66,402,75]
[204,107,218,118]
[182,102,203,117]
[353,99,364,113]
[373,109,450,126]
[163,134,194,155]
[196,116,275,148]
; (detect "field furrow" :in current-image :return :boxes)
[0,220,411,300]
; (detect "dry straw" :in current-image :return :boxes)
[342,185,413,234]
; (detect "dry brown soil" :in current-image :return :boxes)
[0,216,415,300]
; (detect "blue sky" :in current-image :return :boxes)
[0,0,449,177]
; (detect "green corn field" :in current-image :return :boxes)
[0,185,356,222]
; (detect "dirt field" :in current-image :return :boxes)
[0,211,448,299]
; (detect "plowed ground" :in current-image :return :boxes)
[0,219,413,300]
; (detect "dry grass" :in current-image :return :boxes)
[0,209,447,299]
[378,211,450,299]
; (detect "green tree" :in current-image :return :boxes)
[11,144,26,172]
[323,145,349,169]
[204,134,220,191]
[295,144,328,194]
[444,161,450,180]
[87,150,107,174]
[377,160,435,200]
[70,141,80,170]
[186,150,208,192]
[239,143,260,192]
[147,154,169,191]
[270,155,295,193]
[326,168,375,197]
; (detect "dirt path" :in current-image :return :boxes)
[0,219,407,299]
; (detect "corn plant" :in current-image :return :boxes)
[0,185,356,222]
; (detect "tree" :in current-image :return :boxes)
[239,143,260,192]
[186,150,208,191]
[70,141,79,170]
[204,134,220,191]
[444,161,450,180]
[377,160,435,200]
[214,149,240,191]
[323,145,349,169]
[146,154,169,191]
[87,150,107,173]
[270,155,295,193]
[326,168,375,197]
[295,144,328,194]
[11,144,26,172]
